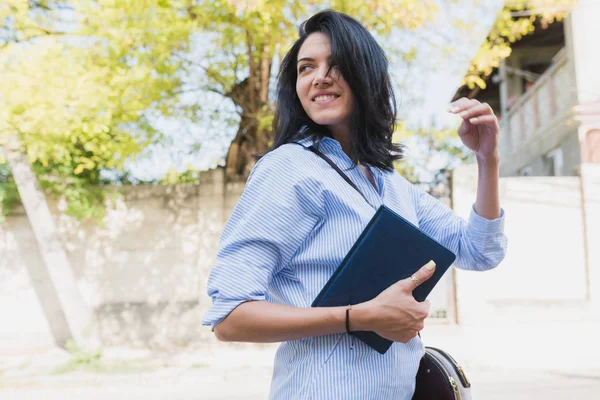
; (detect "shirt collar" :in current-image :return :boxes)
[296,133,386,201]
[296,135,355,170]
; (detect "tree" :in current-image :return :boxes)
[1,0,96,349]
[0,0,68,47]
[1,0,194,218]
[0,0,193,348]
[185,0,439,181]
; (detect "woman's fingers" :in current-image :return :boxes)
[468,114,498,125]
[397,260,436,293]
[457,102,494,121]
[448,97,478,113]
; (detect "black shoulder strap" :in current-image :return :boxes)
[307,145,371,206]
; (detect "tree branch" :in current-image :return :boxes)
[172,86,219,96]
[207,87,226,97]
[259,34,271,104]
[246,29,256,113]
[0,29,69,49]
[183,60,232,93]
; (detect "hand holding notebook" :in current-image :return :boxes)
[351,260,436,344]
[311,205,456,354]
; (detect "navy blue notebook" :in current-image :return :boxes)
[311,205,456,354]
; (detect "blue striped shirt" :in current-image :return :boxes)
[202,136,507,399]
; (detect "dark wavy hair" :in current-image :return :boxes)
[268,9,403,170]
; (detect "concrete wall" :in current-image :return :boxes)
[515,129,581,177]
[581,164,600,307]
[452,163,600,324]
[582,129,600,163]
[562,129,585,175]
[566,1,600,106]
[2,164,600,353]
[0,168,245,353]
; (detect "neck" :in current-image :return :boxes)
[328,124,351,156]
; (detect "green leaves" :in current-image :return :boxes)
[0,0,195,219]
[327,0,439,33]
[393,122,471,190]
[4,0,525,216]
[0,0,70,47]
[0,162,20,221]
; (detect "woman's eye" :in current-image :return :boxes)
[298,65,311,73]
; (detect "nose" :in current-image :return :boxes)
[313,67,333,87]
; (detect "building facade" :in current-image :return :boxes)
[456,1,600,177]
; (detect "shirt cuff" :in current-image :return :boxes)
[467,205,505,247]
[202,295,265,331]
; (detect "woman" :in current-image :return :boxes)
[202,10,507,400]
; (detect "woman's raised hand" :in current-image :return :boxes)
[353,260,436,343]
[449,97,500,162]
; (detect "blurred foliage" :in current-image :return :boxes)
[0,0,194,219]
[0,0,579,218]
[393,122,471,193]
[60,339,104,371]
[52,339,155,374]
[159,166,202,185]
[463,0,577,89]
[3,0,438,213]
[0,161,20,221]
[0,0,67,45]
[192,0,439,96]
[186,0,441,180]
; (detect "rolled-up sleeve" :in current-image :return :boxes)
[415,190,507,271]
[201,150,323,329]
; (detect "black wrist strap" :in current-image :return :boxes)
[345,305,353,335]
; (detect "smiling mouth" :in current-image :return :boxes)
[313,94,340,102]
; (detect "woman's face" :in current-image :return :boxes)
[296,32,354,131]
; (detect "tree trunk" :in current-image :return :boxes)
[222,31,276,182]
[224,116,260,181]
[3,136,98,349]
[225,74,272,182]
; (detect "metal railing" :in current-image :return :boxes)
[499,48,576,158]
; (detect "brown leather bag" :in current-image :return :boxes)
[413,346,472,400]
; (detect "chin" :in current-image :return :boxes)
[309,114,348,127]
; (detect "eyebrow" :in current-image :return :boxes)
[297,57,315,64]
[297,55,331,65]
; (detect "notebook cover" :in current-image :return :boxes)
[311,205,456,354]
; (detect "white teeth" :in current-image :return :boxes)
[314,95,338,101]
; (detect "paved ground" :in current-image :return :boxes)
[2,305,600,399]
[2,352,600,399]
[2,368,599,400]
